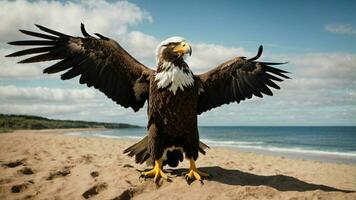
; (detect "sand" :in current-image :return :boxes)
[0,129,355,200]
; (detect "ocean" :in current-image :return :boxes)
[66,126,356,164]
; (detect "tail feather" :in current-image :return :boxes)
[123,136,210,166]
[123,135,150,164]
[199,141,209,154]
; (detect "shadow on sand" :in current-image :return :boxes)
[169,166,354,193]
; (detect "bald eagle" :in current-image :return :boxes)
[7,24,289,183]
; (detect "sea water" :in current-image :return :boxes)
[66,126,356,164]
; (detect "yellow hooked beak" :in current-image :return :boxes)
[173,41,192,57]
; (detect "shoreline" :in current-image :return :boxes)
[1,127,108,134]
[225,146,356,165]
[50,128,356,165]
[0,129,355,199]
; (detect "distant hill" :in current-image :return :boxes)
[0,114,140,133]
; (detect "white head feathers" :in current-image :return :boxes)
[155,36,185,64]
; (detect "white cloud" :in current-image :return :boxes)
[324,24,356,36]
[0,65,42,79]
[0,103,81,116]
[265,52,356,109]
[187,43,250,73]
[0,0,152,41]
[124,31,159,66]
[0,84,148,124]
[0,85,96,102]
[259,52,356,113]
[0,47,44,79]
[290,53,356,79]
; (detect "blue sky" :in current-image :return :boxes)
[0,0,355,126]
[130,0,356,53]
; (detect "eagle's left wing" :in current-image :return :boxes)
[196,46,290,114]
[6,24,154,112]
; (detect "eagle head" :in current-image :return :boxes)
[156,36,192,66]
[154,37,195,94]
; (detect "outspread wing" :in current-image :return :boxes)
[197,46,290,114]
[7,24,154,111]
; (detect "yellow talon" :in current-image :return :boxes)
[141,159,168,182]
[185,159,209,181]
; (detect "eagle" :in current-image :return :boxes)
[7,24,289,183]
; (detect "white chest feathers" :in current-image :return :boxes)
[155,62,194,95]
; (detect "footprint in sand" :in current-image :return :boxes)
[82,182,108,199]
[11,181,33,193]
[18,167,34,175]
[111,189,134,200]
[11,184,27,193]
[90,171,99,178]
[46,166,71,180]
[2,160,23,168]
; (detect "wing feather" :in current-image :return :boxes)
[18,51,65,63]
[7,24,154,111]
[5,47,55,57]
[8,40,57,46]
[35,24,70,38]
[197,45,289,114]
[19,29,59,40]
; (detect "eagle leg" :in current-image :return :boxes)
[185,159,209,181]
[141,159,168,183]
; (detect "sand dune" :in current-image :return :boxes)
[0,129,355,200]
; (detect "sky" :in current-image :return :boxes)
[0,0,355,126]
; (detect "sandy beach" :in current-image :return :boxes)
[0,129,355,200]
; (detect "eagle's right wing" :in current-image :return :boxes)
[7,24,154,112]
[197,46,290,114]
